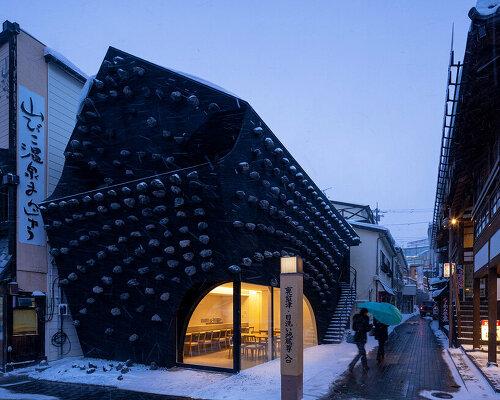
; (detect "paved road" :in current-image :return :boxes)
[325,316,460,399]
[0,374,193,400]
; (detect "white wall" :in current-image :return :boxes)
[350,229,378,302]
[46,63,83,197]
[45,62,84,360]
[350,227,396,303]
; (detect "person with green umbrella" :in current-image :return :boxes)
[373,318,388,364]
[348,308,372,372]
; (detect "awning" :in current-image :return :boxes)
[377,280,395,296]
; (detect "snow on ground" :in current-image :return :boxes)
[12,312,416,400]
[423,320,499,399]
[0,386,57,400]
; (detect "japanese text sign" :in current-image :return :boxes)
[18,86,45,246]
[280,272,303,377]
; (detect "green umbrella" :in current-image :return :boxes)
[358,302,402,326]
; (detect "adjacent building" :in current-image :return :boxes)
[431,1,500,362]
[330,201,412,312]
[0,21,87,369]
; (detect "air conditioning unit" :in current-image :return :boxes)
[59,304,70,316]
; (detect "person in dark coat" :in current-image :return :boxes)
[349,308,372,372]
[373,318,389,364]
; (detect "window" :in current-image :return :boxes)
[182,283,233,369]
[13,309,38,335]
[463,224,474,248]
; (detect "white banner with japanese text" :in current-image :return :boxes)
[18,86,45,246]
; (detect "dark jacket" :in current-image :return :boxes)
[374,319,388,342]
[352,313,372,343]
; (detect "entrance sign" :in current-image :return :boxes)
[280,257,303,400]
[18,86,45,246]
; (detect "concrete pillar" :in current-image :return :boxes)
[488,266,497,366]
[473,277,481,349]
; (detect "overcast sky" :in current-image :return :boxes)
[2,0,476,246]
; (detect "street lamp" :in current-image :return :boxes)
[444,212,460,348]
[280,256,303,400]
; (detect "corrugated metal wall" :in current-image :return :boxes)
[46,62,84,359]
[0,42,9,149]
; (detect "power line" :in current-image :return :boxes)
[383,221,430,226]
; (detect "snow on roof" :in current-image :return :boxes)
[429,277,448,286]
[476,0,500,15]
[349,220,389,232]
[349,220,397,247]
[43,47,88,81]
[432,286,447,298]
[170,68,240,99]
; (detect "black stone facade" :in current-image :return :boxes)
[41,48,359,368]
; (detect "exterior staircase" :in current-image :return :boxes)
[458,299,488,346]
[323,282,356,344]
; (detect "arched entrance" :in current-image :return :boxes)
[180,282,318,371]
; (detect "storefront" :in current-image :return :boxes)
[180,282,317,371]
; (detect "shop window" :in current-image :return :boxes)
[13,309,37,335]
[241,283,272,370]
[182,283,233,369]
[463,224,474,248]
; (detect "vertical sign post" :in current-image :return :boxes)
[280,256,303,400]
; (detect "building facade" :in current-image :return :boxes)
[432,1,500,360]
[0,21,87,369]
[40,46,360,372]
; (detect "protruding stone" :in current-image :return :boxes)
[228,265,241,274]
[145,287,155,295]
[151,314,162,322]
[185,266,196,276]
[201,262,214,272]
[113,265,123,274]
[199,235,210,244]
[160,292,170,301]
[242,257,252,267]
[200,249,212,258]
[129,334,139,342]
[93,286,104,294]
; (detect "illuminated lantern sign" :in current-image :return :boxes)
[481,320,500,341]
[443,263,455,278]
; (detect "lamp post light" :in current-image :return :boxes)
[444,212,459,348]
[280,256,303,400]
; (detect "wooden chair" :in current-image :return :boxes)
[200,331,213,353]
[211,330,221,350]
[216,329,227,350]
[186,332,201,356]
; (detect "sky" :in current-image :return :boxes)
[2,0,476,246]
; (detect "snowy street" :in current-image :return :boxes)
[326,316,461,399]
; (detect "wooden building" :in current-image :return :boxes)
[432,3,500,363]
